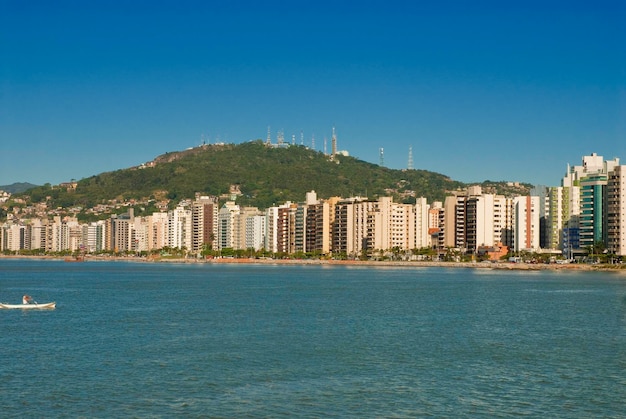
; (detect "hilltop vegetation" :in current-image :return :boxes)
[0,182,38,194]
[14,141,530,213]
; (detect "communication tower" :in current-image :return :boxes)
[408,145,413,170]
[379,148,384,166]
[331,127,337,157]
[266,126,271,145]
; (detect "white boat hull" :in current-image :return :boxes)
[0,302,56,310]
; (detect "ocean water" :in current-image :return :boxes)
[1,259,625,418]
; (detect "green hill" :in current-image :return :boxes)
[0,182,39,194]
[16,141,530,213]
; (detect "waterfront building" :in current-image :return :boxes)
[465,194,493,253]
[237,206,263,251]
[441,194,465,249]
[245,214,266,251]
[50,216,80,252]
[68,220,83,252]
[1,221,25,252]
[513,196,540,252]
[579,174,607,250]
[368,197,394,251]
[83,221,105,253]
[276,203,299,254]
[332,197,370,256]
[27,218,48,251]
[217,201,240,250]
[440,187,510,254]
[191,195,219,254]
[547,152,620,256]
[168,204,192,251]
[531,186,551,249]
[111,209,134,253]
[132,216,151,253]
[546,186,571,250]
[427,201,443,248]
[265,202,294,253]
[494,195,514,249]
[294,204,307,253]
[414,197,430,249]
[265,206,279,253]
[305,196,338,255]
[607,165,626,256]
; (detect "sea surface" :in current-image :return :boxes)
[1,259,625,418]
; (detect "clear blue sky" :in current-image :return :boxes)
[1,1,625,187]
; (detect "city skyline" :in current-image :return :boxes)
[1,1,625,187]
[2,150,625,259]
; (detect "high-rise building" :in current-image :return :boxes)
[276,203,298,254]
[579,174,607,250]
[149,212,169,251]
[607,165,626,256]
[217,201,240,250]
[191,195,218,254]
[414,197,430,249]
[168,204,192,250]
[513,196,540,252]
[332,197,370,256]
[245,214,266,251]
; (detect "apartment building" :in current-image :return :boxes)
[218,201,240,250]
[245,214,266,251]
[414,197,430,249]
[579,174,607,250]
[513,196,540,252]
[607,165,626,256]
[191,195,219,253]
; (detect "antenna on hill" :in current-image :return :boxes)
[291,134,296,145]
[277,129,284,146]
[408,145,413,170]
[311,134,316,150]
[331,127,337,157]
[300,130,304,146]
[324,137,327,155]
[379,148,385,167]
[266,126,271,145]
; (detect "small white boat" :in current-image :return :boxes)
[0,302,56,310]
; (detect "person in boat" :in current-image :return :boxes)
[22,295,33,305]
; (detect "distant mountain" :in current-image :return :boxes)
[0,182,39,194]
[16,141,531,212]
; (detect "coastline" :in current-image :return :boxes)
[1,254,624,272]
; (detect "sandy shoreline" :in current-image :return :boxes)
[2,254,624,272]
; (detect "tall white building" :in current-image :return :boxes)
[2,222,25,251]
[84,221,105,253]
[414,197,430,249]
[168,204,192,250]
[245,214,266,251]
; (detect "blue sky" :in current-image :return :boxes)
[1,1,625,187]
